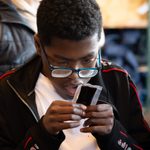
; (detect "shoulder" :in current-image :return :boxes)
[0,69,15,80]
[101,59,128,76]
[0,70,16,104]
[0,70,16,88]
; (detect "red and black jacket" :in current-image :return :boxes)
[0,56,150,150]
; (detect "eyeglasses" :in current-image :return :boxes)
[40,42,101,78]
[49,65,99,78]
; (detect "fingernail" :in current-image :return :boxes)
[81,105,87,110]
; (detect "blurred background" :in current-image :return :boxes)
[97,0,150,124]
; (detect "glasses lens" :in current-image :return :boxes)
[79,69,98,78]
[51,69,72,78]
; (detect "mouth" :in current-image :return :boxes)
[64,84,80,97]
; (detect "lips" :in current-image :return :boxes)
[64,83,81,97]
[64,85,78,97]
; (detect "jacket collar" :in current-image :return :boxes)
[0,0,34,33]
[7,55,41,121]
[8,55,41,97]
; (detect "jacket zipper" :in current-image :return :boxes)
[7,80,38,122]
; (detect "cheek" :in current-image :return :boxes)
[50,78,66,88]
[50,77,90,88]
[41,57,50,77]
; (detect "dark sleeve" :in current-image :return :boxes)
[126,80,150,148]
[0,113,65,150]
[94,77,150,150]
[94,119,144,150]
[20,118,65,150]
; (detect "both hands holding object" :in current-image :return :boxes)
[42,84,114,136]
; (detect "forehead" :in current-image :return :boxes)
[45,34,100,59]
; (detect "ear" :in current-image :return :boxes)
[99,28,105,48]
[34,34,42,56]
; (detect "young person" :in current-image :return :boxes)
[0,0,150,149]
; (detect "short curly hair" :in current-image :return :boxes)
[37,0,102,45]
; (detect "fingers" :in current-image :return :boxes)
[43,100,87,134]
[80,125,113,135]
[85,104,113,118]
[43,101,114,135]
[51,100,87,110]
[80,104,114,135]
[48,101,86,116]
[49,106,85,116]
[46,121,81,134]
[86,104,112,112]
[85,109,113,118]
[83,118,113,126]
[47,114,82,122]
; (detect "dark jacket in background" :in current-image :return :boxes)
[0,0,36,75]
[0,55,150,150]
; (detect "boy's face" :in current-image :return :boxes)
[36,33,100,100]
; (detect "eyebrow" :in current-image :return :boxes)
[54,51,96,61]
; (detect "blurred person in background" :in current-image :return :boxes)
[0,0,40,75]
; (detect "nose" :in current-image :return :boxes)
[68,63,81,79]
[69,71,79,80]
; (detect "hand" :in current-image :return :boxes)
[42,100,87,135]
[80,104,114,135]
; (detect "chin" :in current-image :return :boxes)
[62,93,73,101]
[57,89,73,100]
